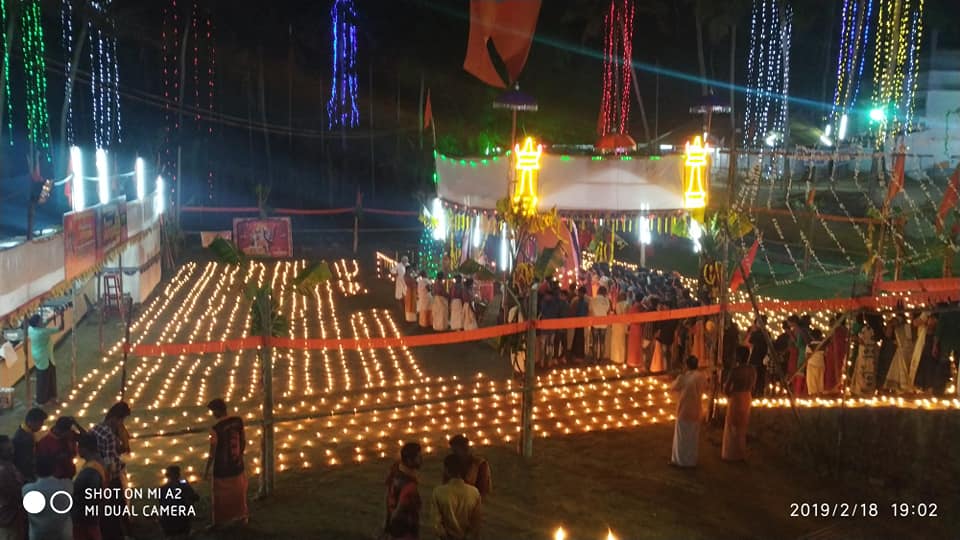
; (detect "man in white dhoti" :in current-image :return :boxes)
[392,256,408,303]
[670,355,707,468]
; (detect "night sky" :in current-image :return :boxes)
[2,0,959,234]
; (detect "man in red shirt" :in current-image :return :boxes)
[35,417,80,480]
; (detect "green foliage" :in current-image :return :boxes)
[207,237,244,265]
[245,283,288,338]
[533,241,566,280]
[458,258,496,281]
[293,260,333,293]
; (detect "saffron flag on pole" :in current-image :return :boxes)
[729,238,759,292]
[936,163,960,232]
[423,89,433,129]
[885,144,906,205]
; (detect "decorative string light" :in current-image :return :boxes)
[743,0,791,151]
[0,0,10,139]
[327,0,359,128]
[61,0,76,144]
[21,0,51,154]
[205,10,216,200]
[871,0,925,143]
[598,0,635,138]
[830,0,873,133]
[161,0,180,203]
[86,0,122,148]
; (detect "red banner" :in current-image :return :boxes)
[233,217,293,258]
[63,208,98,281]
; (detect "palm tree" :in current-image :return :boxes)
[208,237,334,497]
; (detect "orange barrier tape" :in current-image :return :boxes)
[126,293,958,357]
[876,278,960,294]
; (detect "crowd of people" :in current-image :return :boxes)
[0,397,246,539]
[505,264,717,376]
[391,256,481,333]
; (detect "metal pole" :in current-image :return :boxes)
[97,273,103,354]
[70,280,78,387]
[521,284,537,458]
[22,319,31,407]
[120,298,132,399]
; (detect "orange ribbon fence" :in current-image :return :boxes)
[125,291,957,357]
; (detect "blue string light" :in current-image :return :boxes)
[829,0,873,135]
[327,0,360,129]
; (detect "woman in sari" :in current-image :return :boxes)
[851,321,877,396]
[449,275,464,331]
[626,297,645,369]
[608,292,629,364]
[403,267,418,323]
[722,346,756,462]
[431,272,450,331]
[884,315,913,391]
[462,279,478,331]
[417,271,431,328]
[823,314,849,393]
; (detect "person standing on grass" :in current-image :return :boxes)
[417,271,432,328]
[36,417,81,480]
[91,402,132,540]
[461,279,478,332]
[158,466,200,539]
[203,398,247,528]
[28,312,63,406]
[0,436,25,540]
[385,442,422,540]
[393,256,409,308]
[745,317,769,397]
[403,266,419,324]
[669,355,707,468]
[448,435,491,499]
[72,434,105,540]
[13,408,47,482]
[588,286,612,364]
[722,347,756,462]
[805,330,826,396]
[432,272,450,332]
[22,455,71,540]
[431,454,481,540]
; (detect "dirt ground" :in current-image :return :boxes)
[0,243,955,540]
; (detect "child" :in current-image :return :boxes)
[158,466,200,539]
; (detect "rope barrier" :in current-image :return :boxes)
[180,206,419,217]
[124,291,958,357]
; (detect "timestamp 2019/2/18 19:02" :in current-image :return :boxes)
[790,503,940,518]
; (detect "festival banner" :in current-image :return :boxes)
[63,208,98,281]
[232,217,293,258]
[97,198,128,260]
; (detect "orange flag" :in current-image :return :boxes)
[729,238,759,292]
[423,89,433,129]
[936,164,960,232]
[885,144,906,205]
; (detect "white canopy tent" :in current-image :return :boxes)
[436,153,687,212]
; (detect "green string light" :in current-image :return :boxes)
[21,0,51,154]
[1,0,12,142]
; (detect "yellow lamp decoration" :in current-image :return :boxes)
[513,136,542,216]
[683,135,708,209]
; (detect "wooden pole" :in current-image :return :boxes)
[259,294,275,497]
[520,285,537,458]
[629,64,651,146]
